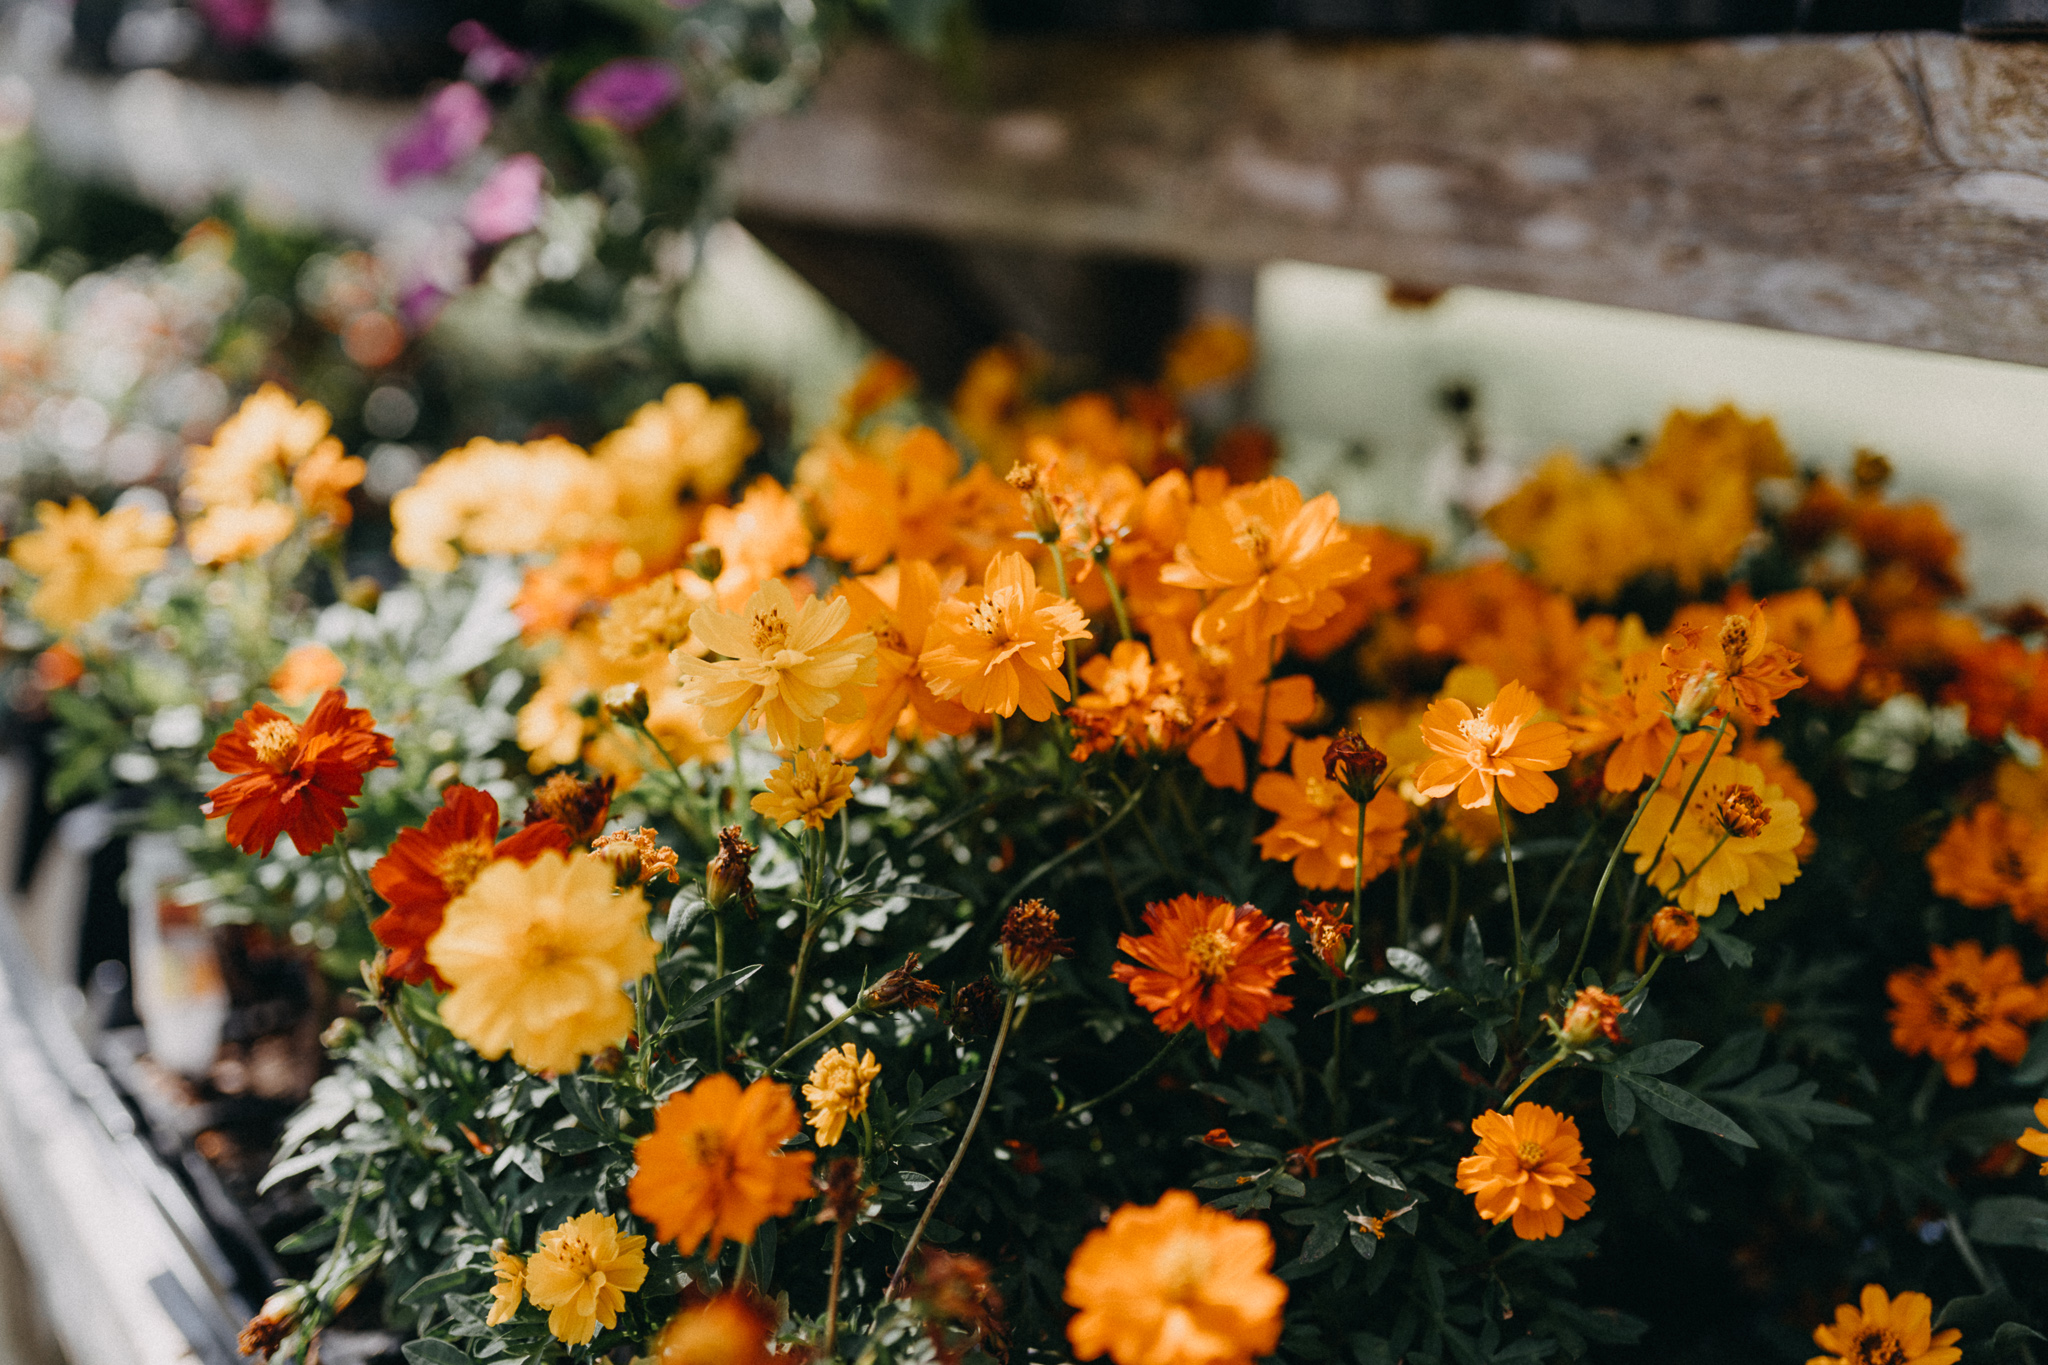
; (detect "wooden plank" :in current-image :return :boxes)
[733,34,2048,367]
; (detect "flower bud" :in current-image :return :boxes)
[1716,785,1771,839]
[1557,986,1627,1049]
[603,682,650,726]
[1651,905,1700,954]
[591,1045,626,1076]
[705,825,758,917]
[687,542,724,583]
[1323,730,1390,805]
[865,951,944,1012]
[319,1017,362,1052]
[237,1285,309,1360]
[1669,667,1720,732]
[525,771,616,844]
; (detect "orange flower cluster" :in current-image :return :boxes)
[204,689,395,856]
[1886,941,2048,1087]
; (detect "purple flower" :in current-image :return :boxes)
[449,20,534,86]
[567,59,681,134]
[383,83,492,187]
[196,0,272,46]
[465,154,547,244]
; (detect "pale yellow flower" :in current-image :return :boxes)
[186,500,296,566]
[803,1043,881,1147]
[426,852,656,1074]
[675,578,877,753]
[392,437,621,572]
[523,1211,648,1345]
[752,748,857,829]
[8,497,174,632]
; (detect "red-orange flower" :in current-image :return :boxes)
[628,1074,816,1256]
[1415,680,1572,813]
[1253,736,1409,890]
[369,786,574,987]
[1887,941,2048,1087]
[204,689,395,855]
[1110,894,1295,1056]
[1294,903,1351,973]
[1926,801,2048,929]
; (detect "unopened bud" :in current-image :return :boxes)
[237,1285,309,1361]
[603,683,650,726]
[342,576,382,610]
[591,1046,626,1076]
[319,1017,362,1052]
[361,950,393,1003]
[687,543,724,583]
[706,825,758,917]
[1650,905,1699,954]
[1323,730,1390,805]
[1557,986,1627,1049]
[1669,668,1720,732]
[997,899,1073,989]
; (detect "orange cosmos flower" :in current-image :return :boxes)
[1146,624,1317,791]
[1887,941,2048,1087]
[269,643,346,706]
[810,425,1021,576]
[1064,1189,1285,1365]
[826,561,974,758]
[2019,1098,2048,1176]
[1415,680,1572,813]
[628,1074,816,1256]
[369,785,574,987]
[693,476,813,608]
[1159,477,1369,650]
[1927,801,2048,930]
[1110,894,1294,1056]
[1455,1104,1595,1241]
[920,551,1090,721]
[1660,602,1807,727]
[655,1293,778,1365]
[1066,640,1194,761]
[1253,736,1409,890]
[204,689,396,856]
[1808,1285,1962,1365]
[675,577,878,753]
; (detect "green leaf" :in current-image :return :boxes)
[671,965,763,1026]
[1643,1115,1682,1189]
[1689,1031,1767,1090]
[1705,1064,1871,1149]
[1970,1197,2048,1251]
[2014,1021,2048,1087]
[402,1340,477,1365]
[1601,1073,1636,1136]
[1619,1074,1756,1147]
[1472,1023,1499,1067]
[400,1268,478,1306]
[1616,1040,1701,1075]
[558,1078,616,1141]
[535,1128,607,1156]
[1385,948,1446,989]
[1700,920,1753,969]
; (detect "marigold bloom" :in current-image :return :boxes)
[599,571,710,664]
[827,561,974,757]
[1886,940,2048,1087]
[487,1243,525,1326]
[628,1074,816,1255]
[1415,680,1572,813]
[1927,801,2048,929]
[1557,987,1627,1048]
[525,771,617,845]
[803,1043,881,1147]
[2019,1098,2048,1175]
[677,577,878,752]
[1625,755,1805,916]
[1160,477,1370,649]
[1064,1189,1286,1365]
[1294,903,1351,973]
[1455,1104,1596,1240]
[656,1293,777,1365]
[920,551,1090,721]
[8,497,174,632]
[1253,737,1409,890]
[595,381,757,504]
[999,899,1074,987]
[427,852,656,1074]
[524,1210,649,1345]
[369,785,573,987]
[1111,894,1295,1056]
[752,748,858,829]
[204,690,396,856]
[1661,603,1807,727]
[1807,1285,1961,1365]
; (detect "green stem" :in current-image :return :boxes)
[1642,716,1730,889]
[1530,819,1599,942]
[1618,951,1668,1007]
[1565,730,1687,987]
[1098,557,1135,642]
[1055,1030,1186,1119]
[1255,635,1281,771]
[889,988,1020,1296]
[1350,798,1368,933]
[782,919,821,1052]
[1496,791,1529,1025]
[712,908,728,1069]
[1395,843,1412,949]
[1501,1052,1565,1109]
[766,992,866,1075]
[1047,545,1079,702]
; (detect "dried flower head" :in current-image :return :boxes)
[1556,986,1628,1049]
[1294,903,1352,974]
[1716,785,1772,839]
[909,1248,1008,1365]
[948,977,1003,1040]
[1323,729,1390,805]
[706,825,757,916]
[524,771,616,844]
[818,1156,865,1228]
[866,952,944,1012]
[1650,905,1700,954]
[237,1286,308,1360]
[999,899,1074,987]
[591,827,682,885]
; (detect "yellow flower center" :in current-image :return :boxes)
[1718,614,1750,672]
[250,717,302,767]
[1458,716,1502,752]
[1516,1139,1546,1168]
[1234,515,1274,568]
[871,611,907,654]
[1848,1327,1907,1365]
[1187,929,1237,982]
[434,840,494,895]
[965,596,1010,644]
[750,607,789,653]
[1301,775,1338,810]
[1158,1237,1214,1302]
[690,1126,728,1168]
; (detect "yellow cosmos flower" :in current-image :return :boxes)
[523,1210,648,1345]
[487,1243,525,1326]
[752,749,858,829]
[426,852,656,1074]
[9,497,175,632]
[803,1043,881,1147]
[1625,754,1804,916]
[186,500,297,566]
[920,550,1090,721]
[676,577,878,753]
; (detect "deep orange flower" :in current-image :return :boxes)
[1557,986,1627,1048]
[1455,1104,1595,1241]
[1064,1189,1285,1365]
[2019,1098,2048,1176]
[1887,941,2048,1087]
[1288,525,1426,661]
[1253,737,1409,890]
[1160,477,1369,650]
[1927,801,2048,930]
[1946,634,2048,746]
[1111,894,1295,1056]
[1152,625,1317,792]
[1294,903,1351,973]
[1570,644,1681,794]
[1066,641,1193,762]
[204,689,395,855]
[1744,587,1863,694]
[810,425,1020,576]
[628,1074,816,1256]
[1660,602,1807,727]
[369,785,573,987]
[655,1293,777,1365]
[269,643,347,706]
[920,551,1090,721]
[1807,1285,1961,1365]
[1415,680,1572,813]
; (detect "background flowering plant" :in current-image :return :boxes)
[13,325,2048,1365]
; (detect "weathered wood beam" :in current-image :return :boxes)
[733,34,2048,367]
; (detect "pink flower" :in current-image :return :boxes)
[383,84,492,187]
[465,155,546,244]
[449,20,533,85]
[567,59,681,134]
[196,0,270,45]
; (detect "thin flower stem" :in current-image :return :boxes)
[766,990,866,1075]
[1055,1030,1186,1119]
[1501,1051,1565,1109]
[1395,843,1412,949]
[712,909,728,1069]
[1618,951,1668,1007]
[824,1218,848,1358]
[634,980,653,1092]
[332,835,376,927]
[782,919,822,1052]
[1642,715,1730,888]
[889,987,1021,1298]
[621,714,687,783]
[1530,819,1600,941]
[1047,546,1080,701]
[995,778,1150,922]
[735,1240,752,1288]
[1496,791,1526,983]
[1098,558,1135,642]
[1256,635,1281,772]
[1350,799,1368,933]
[1666,833,1731,896]
[1565,731,1687,987]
